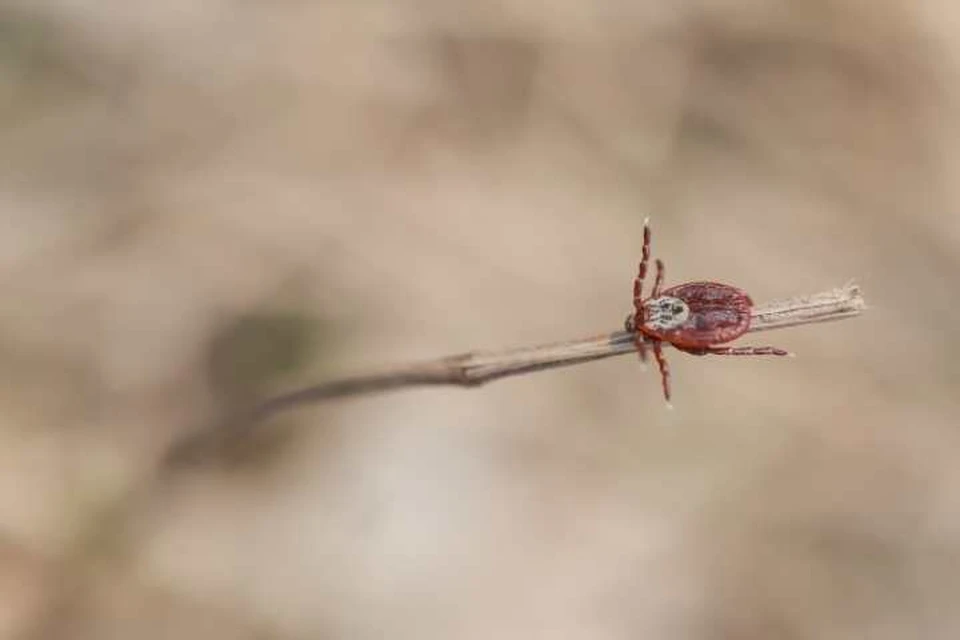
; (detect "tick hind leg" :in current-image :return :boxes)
[680,346,792,357]
[652,339,671,403]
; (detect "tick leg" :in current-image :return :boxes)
[652,339,671,402]
[633,218,652,308]
[680,346,792,356]
[633,332,649,364]
[652,258,665,298]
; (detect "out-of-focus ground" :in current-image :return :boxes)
[1,1,959,638]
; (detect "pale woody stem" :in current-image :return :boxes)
[167,283,864,462]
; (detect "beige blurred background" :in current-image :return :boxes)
[1,0,959,638]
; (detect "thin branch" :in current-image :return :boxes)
[167,283,863,463]
[260,283,863,402]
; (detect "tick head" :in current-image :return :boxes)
[643,296,690,331]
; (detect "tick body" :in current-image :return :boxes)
[625,219,790,403]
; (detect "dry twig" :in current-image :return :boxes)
[253,283,862,407]
[167,283,864,463]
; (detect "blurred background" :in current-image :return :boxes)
[1,0,959,638]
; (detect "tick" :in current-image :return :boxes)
[624,218,791,404]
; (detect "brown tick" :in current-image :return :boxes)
[624,218,791,404]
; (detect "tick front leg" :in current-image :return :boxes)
[680,346,792,356]
[652,339,671,402]
[624,314,648,364]
[634,335,648,364]
[633,218,652,306]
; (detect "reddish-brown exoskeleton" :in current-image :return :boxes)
[625,219,791,403]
